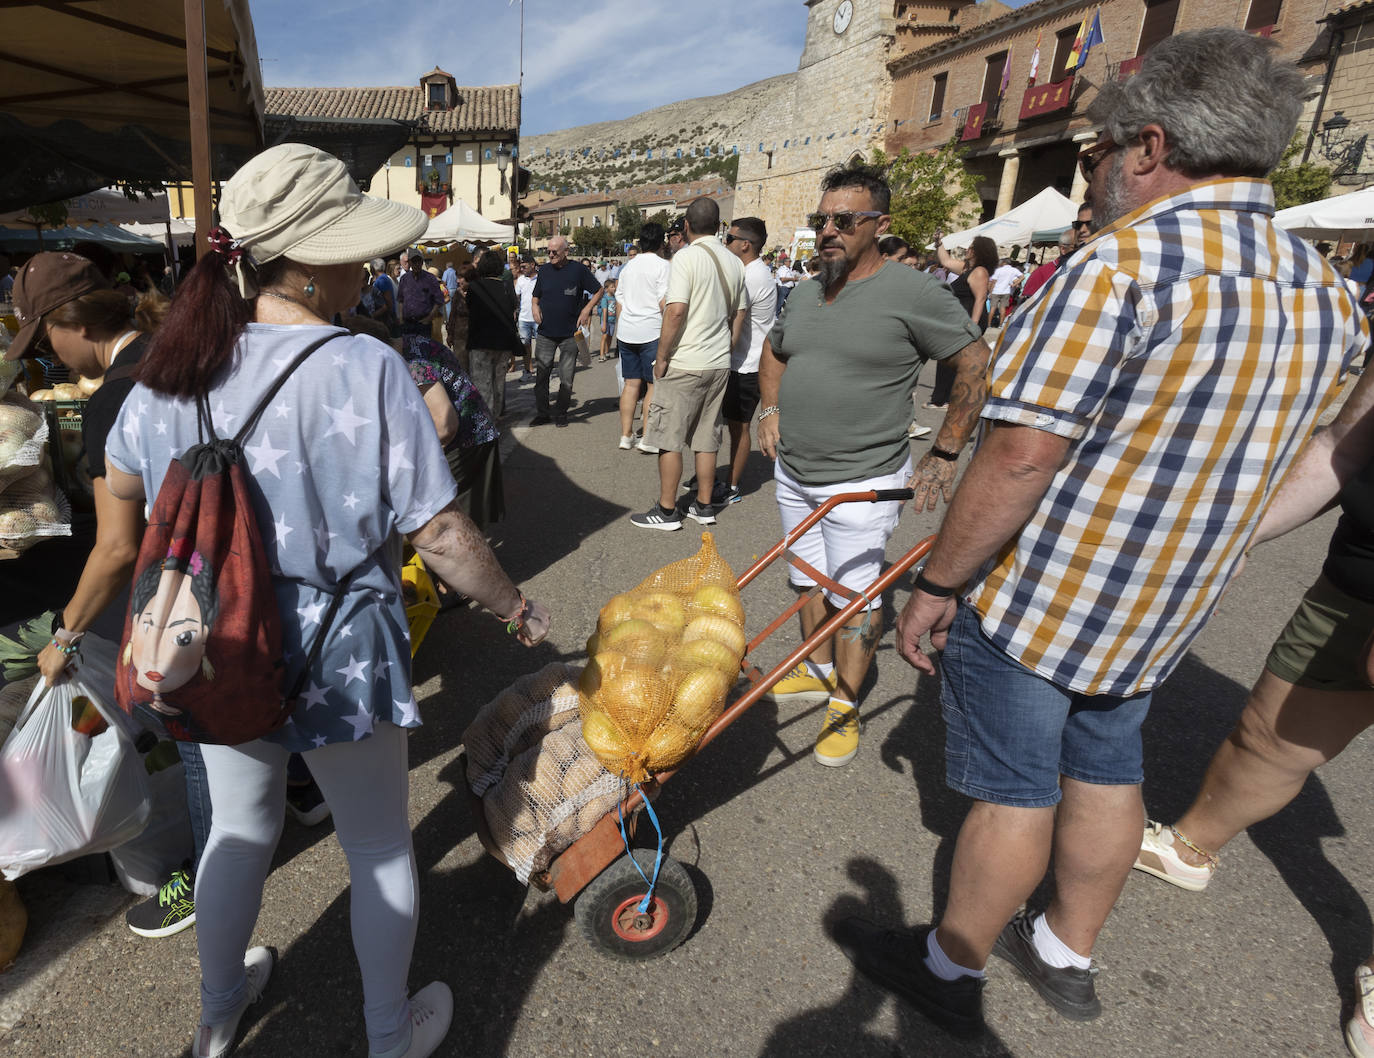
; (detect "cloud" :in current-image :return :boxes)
[251,0,803,134]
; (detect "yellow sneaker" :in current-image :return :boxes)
[814,700,859,767]
[765,663,836,704]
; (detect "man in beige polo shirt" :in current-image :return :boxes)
[631,197,746,530]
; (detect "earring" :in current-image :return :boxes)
[303,275,317,298]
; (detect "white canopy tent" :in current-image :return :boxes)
[122,218,197,248]
[419,200,514,245]
[1273,186,1374,242]
[939,187,1078,252]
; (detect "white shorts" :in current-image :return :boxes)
[774,458,910,612]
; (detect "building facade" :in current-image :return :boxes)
[523,182,736,253]
[1308,0,1374,187]
[264,68,521,224]
[734,0,901,251]
[885,0,1343,221]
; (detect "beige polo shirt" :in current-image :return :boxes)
[664,235,746,371]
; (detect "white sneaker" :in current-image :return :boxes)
[907,422,932,439]
[1346,965,1374,1058]
[1132,820,1214,891]
[619,435,633,450]
[191,947,275,1058]
[636,439,660,454]
[369,981,453,1058]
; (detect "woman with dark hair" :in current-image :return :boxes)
[926,234,995,409]
[464,249,518,418]
[98,143,550,1058]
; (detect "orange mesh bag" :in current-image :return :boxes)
[579,533,745,783]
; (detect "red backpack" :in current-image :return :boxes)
[116,332,351,744]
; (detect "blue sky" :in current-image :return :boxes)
[251,0,811,135]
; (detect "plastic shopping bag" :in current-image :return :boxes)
[0,641,151,880]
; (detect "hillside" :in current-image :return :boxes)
[522,73,795,193]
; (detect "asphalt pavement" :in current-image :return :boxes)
[1,353,1368,1058]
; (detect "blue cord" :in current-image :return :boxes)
[616,783,665,913]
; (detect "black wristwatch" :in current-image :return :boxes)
[914,570,957,597]
[928,445,960,462]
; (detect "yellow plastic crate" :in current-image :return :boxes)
[402,554,441,658]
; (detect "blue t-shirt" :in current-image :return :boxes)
[106,324,457,752]
[532,260,600,338]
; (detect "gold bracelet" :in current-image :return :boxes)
[1169,824,1219,869]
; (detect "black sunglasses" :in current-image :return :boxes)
[807,210,883,234]
[1078,140,1119,181]
[724,232,757,246]
[1072,219,1093,229]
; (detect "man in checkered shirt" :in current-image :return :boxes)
[832,28,1372,1037]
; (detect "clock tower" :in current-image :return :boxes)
[735,1,898,253]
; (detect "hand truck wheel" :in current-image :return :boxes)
[574,849,697,961]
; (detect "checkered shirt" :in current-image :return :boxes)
[969,178,1371,696]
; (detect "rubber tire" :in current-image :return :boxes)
[574,850,698,961]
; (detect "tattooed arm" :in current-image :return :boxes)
[908,337,991,511]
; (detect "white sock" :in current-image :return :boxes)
[829,696,855,710]
[809,660,834,680]
[924,929,984,981]
[1030,913,1092,970]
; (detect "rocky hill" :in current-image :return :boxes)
[522,73,795,194]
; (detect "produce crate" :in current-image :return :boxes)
[401,554,440,657]
[38,399,90,506]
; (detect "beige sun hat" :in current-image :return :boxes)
[220,144,428,273]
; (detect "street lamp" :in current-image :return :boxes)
[1320,111,1352,153]
[1317,111,1369,180]
[496,142,510,195]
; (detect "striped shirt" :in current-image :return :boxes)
[969,178,1371,696]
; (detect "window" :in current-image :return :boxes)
[464,149,474,164]
[1246,0,1281,30]
[427,82,446,110]
[577,217,584,227]
[593,215,602,227]
[929,72,947,121]
[1136,0,1180,57]
[982,51,1007,104]
[1051,25,1079,82]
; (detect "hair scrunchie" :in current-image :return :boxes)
[206,225,257,298]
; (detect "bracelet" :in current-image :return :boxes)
[914,570,957,598]
[53,627,84,647]
[49,638,80,656]
[927,445,960,462]
[758,405,780,422]
[1168,824,1219,870]
[498,593,531,636]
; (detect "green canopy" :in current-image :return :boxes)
[0,222,164,254]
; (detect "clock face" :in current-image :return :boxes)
[833,0,853,34]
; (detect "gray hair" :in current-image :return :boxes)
[1059,230,1076,250]
[1088,28,1304,178]
[369,257,385,274]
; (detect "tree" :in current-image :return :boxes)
[643,210,673,232]
[615,203,643,243]
[571,224,618,257]
[1269,135,1333,211]
[873,143,980,252]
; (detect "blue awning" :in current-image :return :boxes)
[0,222,165,254]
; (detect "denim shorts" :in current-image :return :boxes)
[518,319,537,343]
[618,339,658,383]
[939,603,1152,807]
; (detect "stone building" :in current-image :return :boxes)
[523,181,735,253]
[885,0,1347,220]
[265,68,523,224]
[1307,0,1374,187]
[734,0,901,251]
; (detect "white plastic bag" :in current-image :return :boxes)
[0,643,151,880]
[109,759,192,897]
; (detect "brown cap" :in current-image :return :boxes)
[5,252,110,361]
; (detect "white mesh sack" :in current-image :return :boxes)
[0,393,49,492]
[0,468,70,554]
[463,662,582,796]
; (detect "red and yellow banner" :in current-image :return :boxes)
[961,102,989,141]
[1019,75,1074,121]
[420,192,448,218]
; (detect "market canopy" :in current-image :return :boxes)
[0,0,265,212]
[940,187,1078,252]
[0,222,165,254]
[0,188,173,228]
[419,200,515,245]
[1273,186,1374,242]
[262,115,417,191]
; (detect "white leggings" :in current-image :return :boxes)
[197,723,417,1053]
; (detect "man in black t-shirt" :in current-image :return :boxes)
[529,235,601,427]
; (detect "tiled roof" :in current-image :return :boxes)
[526,191,619,214]
[1328,0,1374,20]
[264,84,519,135]
[890,0,1080,68]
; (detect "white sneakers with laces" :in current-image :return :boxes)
[1132,820,1215,891]
[369,981,454,1058]
[191,946,275,1058]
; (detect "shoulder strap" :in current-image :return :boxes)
[233,331,349,446]
[698,242,738,315]
[101,359,140,386]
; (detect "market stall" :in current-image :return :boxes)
[1273,186,1374,242]
[938,187,1078,252]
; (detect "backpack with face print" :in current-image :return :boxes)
[115,332,351,744]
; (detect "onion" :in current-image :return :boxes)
[597,592,637,635]
[581,709,629,764]
[600,666,671,741]
[671,667,729,732]
[669,638,740,680]
[688,585,745,626]
[682,615,746,658]
[643,719,698,772]
[630,591,688,637]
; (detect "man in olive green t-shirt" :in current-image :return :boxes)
[757,164,991,767]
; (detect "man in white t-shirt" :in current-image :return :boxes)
[514,258,537,379]
[630,198,746,530]
[719,216,777,504]
[989,258,1024,320]
[614,223,672,452]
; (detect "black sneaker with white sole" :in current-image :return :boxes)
[686,499,717,525]
[991,910,1101,1020]
[630,504,684,531]
[126,866,197,938]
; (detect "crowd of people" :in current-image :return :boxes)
[5,24,1374,1058]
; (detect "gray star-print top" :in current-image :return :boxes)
[106,323,457,750]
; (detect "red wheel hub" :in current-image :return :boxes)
[611,894,669,942]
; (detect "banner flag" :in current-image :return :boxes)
[1029,30,1042,85]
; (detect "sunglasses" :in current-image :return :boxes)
[724,233,757,246]
[1072,219,1093,229]
[807,210,883,234]
[1078,140,1119,181]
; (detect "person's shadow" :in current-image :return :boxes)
[759,857,1014,1057]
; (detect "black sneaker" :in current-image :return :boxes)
[126,866,196,938]
[991,911,1101,1021]
[686,499,717,525]
[286,781,331,826]
[554,413,569,428]
[724,484,742,505]
[529,414,552,426]
[630,504,684,531]
[831,919,985,1038]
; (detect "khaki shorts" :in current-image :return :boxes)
[643,366,730,453]
[1265,574,1374,691]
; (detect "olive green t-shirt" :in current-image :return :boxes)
[768,261,981,486]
